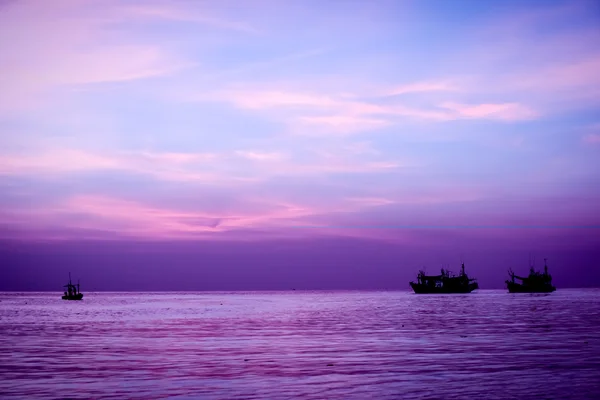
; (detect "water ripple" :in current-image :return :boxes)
[1,290,600,399]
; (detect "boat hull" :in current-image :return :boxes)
[506,282,555,293]
[62,294,84,300]
[410,282,479,294]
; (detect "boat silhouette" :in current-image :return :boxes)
[410,263,479,294]
[62,273,83,300]
[506,258,556,293]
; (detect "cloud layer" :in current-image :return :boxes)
[1,0,599,244]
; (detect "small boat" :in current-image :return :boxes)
[62,273,83,300]
[410,263,479,294]
[506,258,556,293]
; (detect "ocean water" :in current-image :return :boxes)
[1,290,599,400]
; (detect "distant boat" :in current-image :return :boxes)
[410,263,479,294]
[62,273,83,300]
[506,258,556,293]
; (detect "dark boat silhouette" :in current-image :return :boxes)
[410,263,479,294]
[506,258,556,293]
[62,273,83,300]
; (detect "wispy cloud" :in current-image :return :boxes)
[235,151,287,161]
[0,149,227,183]
[583,134,600,145]
[344,197,396,207]
[0,0,203,115]
[445,3,600,114]
[0,193,359,241]
[297,115,391,134]
[386,81,459,96]
[439,102,539,121]
[1,182,491,241]
[0,149,122,174]
[210,86,535,135]
[118,3,260,34]
[0,146,404,183]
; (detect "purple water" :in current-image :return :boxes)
[1,290,599,399]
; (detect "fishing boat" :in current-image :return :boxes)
[62,273,83,300]
[410,263,479,294]
[506,258,556,293]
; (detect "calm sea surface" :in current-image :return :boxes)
[1,290,600,399]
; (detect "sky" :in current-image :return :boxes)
[1,0,599,290]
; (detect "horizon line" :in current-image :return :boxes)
[2,288,599,293]
[290,225,600,229]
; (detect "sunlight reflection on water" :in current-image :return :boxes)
[1,290,600,399]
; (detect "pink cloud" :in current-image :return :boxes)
[212,85,544,134]
[583,134,600,145]
[507,57,600,100]
[0,0,195,115]
[0,149,230,183]
[0,145,406,185]
[134,152,219,164]
[234,151,287,161]
[5,182,488,241]
[216,88,396,118]
[0,150,121,174]
[439,102,539,121]
[0,178,511,243]
[390,105,453,121]
[344,197,396,207]
[229,149,405,178]
[1,188,466,242]
[210,87,436,135]
[3,195,328,241]
[339,187,485,211]
[222,90,340,110]
[267,159,403,176]
[297,115,391,134]
[386,81,458,96]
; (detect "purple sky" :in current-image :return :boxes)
[1,0,599,290]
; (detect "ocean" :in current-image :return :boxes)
[1,290,599,399]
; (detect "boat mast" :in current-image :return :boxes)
[529,255,536,275]
[68,272,75,294]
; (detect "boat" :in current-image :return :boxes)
[62,273,83,300]
[410,263,479,294]
[506,258,556,293]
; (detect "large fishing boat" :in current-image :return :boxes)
[62,273,83,300]
[506,258,556,293]
[410,263,479,294]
